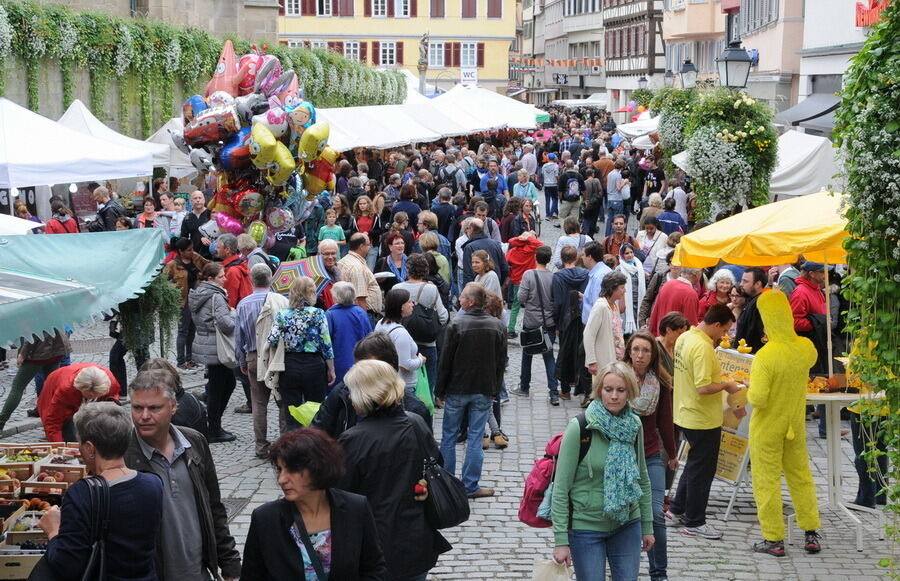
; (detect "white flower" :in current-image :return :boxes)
[0,5,11,60]
[114,23,134,77]
[164,39,181,75]
[686,126,753,213]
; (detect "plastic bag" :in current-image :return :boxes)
[288,401,321,426]
[415,367,435,414]
[532,559,572,581]
[536,481,553,520]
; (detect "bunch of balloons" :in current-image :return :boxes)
[169,41,337,249]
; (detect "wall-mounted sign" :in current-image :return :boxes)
[461,67,478,85]
[856,0,891,26]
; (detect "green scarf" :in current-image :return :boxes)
[584,399,643,524]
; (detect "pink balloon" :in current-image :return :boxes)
[214,211,244,236]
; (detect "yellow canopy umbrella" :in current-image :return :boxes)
[673,190,848,268]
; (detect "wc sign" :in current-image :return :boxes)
[460,67,478,86]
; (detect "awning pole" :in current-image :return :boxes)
[824,253,834,378]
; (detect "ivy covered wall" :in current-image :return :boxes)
[0,1,406,138]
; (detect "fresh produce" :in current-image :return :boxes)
[26,498,52,512]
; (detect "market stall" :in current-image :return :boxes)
[0,214,44,236]
[615,114,659,139]
[433,84,542,130]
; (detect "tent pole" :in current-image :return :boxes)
[824,256,834,378]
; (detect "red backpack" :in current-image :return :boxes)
[519,414,591,528]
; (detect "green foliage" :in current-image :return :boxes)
[630,88,653,109]
[0,0,404,132]
[118,274,182,358]
[649,87,698,175]
[833,2,900,569]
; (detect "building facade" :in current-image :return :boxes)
[662,0,726,87]
[278,0,517,93]
[603,0,666,116]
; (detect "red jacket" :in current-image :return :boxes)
[37,364,120,442]
[44,218,79,234]
[222,254,251,309]
[505,237,543,285]
[697,290,727,319]
[648,278,700,336]
[789,276,825,333]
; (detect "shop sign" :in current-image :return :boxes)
[856,0,891,27]
[461,67,478,85]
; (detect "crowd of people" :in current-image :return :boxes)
[0,104,877,580]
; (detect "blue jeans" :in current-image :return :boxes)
[568,520,642,581]
[544,186,559,217]
[519,327,557,395]
[605,200,625,237]
[34,353,71,396]
[418,344,438,395]
[645,453,668,580]
[440,393,492,494]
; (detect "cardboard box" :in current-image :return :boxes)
[0,551,43,580]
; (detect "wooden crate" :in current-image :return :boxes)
[33,458,85,485]
[0,551,43,580]
[0,464,34,482]
[0,502,25,532]
[19,480,67,499]
[0,479,18,501]
[4,511,47,546]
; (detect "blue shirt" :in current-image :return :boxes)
[582,261,613,324]
[268,306,334,359]
[234,289,269,368]
[479,173,508,197]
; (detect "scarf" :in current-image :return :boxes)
[53,212,71,223]
[629,370,660,416]
[584,400,643,524]
[616,252,646,335]
[387,253,408,281]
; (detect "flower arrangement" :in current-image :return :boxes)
[834,4,900,568]
[0,0,405,132]
[685,125,753,218]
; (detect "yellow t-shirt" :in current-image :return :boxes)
[674,327,724,430]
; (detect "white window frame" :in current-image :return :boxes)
[344,41,360,61]
[285,0,301,15]
[380,41,397,65]
[428,41,445,67]
[461,41,477,67]
[286,39,303,48]
[310,40,327,49]
[395,0,410,17]
[372,0,387,16]
[317,0,332,16]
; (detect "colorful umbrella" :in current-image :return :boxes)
[271,255,332,297]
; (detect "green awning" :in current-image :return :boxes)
[0,229,165,347]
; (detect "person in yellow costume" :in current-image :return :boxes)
[748,290,821,556]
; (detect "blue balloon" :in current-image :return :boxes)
[183,95,208,122]
[218,127,252,171]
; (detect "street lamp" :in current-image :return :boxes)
[664,70,674,88]
[716,40,752,89]
[679,59,697,89]
[637,75,648,90]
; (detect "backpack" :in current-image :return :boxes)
[439,166,464,194]
[403,283,442,343]
[519,414,590,528]
[251,248,278,275]
[563,176,581,202]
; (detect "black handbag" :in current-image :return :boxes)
[519,270,553,355]
[28,476,110,581]
[407,414,470,530]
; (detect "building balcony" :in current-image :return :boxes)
[662,0,725,41]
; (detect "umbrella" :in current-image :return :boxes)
[0,213,44,235]
[271,255,332,297]
[673,190,848,268]
[673,190,849,377]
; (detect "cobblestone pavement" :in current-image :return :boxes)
[0,217,893,580]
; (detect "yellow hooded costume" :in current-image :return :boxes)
[748,290,820,541]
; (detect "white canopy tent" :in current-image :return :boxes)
[434,84,539,130]
[552,93,608,109]
[0,98,154,189]
[396,69,437,104]
[59,100,170,167]
[318,105,444,152]
[615,115,659,139]
[0,213,44,235]
[145,118,196,179]
[671,130,843,200]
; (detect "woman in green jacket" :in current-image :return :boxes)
[551,361,655,581]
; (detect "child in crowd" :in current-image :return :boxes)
[318,208,347,256]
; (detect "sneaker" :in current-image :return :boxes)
[682,524,722,540]
[6,367,16,376]
[187,361,200,369]
[499,395,510,405]
[468,487,495,499]
[559,392,572,400]
[208,430,237,443]
[492,431,509,449]
[803,530,821,554]
[510,388,529,397]
[233,403,251,414]
[550,395,560,406]
[663,509,684,527]
[25,408,39,418]
[177,363,191,371]
[753,539,786,557]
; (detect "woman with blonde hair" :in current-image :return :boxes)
[639,193,664,227]
[338,359,451,580]
[268,276,335,430]
[37,364,120,442]
[551,361,654,581]
[419,232,451,285]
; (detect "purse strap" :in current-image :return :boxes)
[289,503,327,581]
[405,412,436,469]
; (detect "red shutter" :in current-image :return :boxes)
[396,42,404,64]
[488,0,501,18]
[444,42,452,64]
[364,0,372,15]
[360,42,368,62]
[303,0,316,15]
[477,42,485,67]
[332,0,340,15]
[279,0,285,15]
[432,0,445,17]
[340,0,354,15]
[451,42,461,67]
[373,41,381,64]
[410,0,418,16]
[462,0,475,18]
[388,0,395,16]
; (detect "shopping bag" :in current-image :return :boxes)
[288,401,322,426]
[532,559,572,581]
[415,367,435,414]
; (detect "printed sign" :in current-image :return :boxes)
[460,67,478,86]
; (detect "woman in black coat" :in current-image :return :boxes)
[338,360,451,581]
[241,429,387,580]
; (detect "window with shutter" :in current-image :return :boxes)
[360,42,368,63]
[317,0,332,15]
[286,0,301,13]
[344,41,360,60]
[373,41,381,64]
[451,42,461,67]
[394,0,410,16]
[339,0,354,15]
[462,0,476,18]
[476,42,484,67]
[461,42,477,67]
[380,41,397,65]
[372,0,387,14]
[429,41,445,67]
[411,0,418,16]
[397,41,404,64]
[488,0,502,17]
[430,0,445,16]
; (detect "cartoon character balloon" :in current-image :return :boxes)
[205,40,250,98]
[232,189,265,216]
[218,127,253,171]
[267,142,297,185]
[214,211,244,236]
[249,123,278,168]
[247,220,268,246]
[266,207,293,233]
[297,121,330,162]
